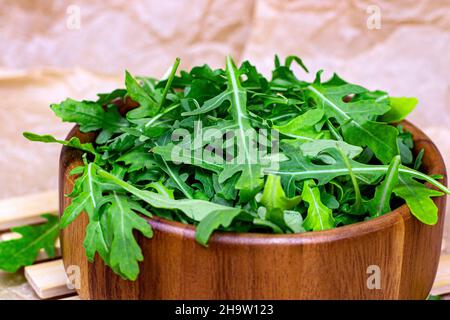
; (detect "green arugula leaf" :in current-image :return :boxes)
[268,145,450,196]
[260,175,301,212]
[23,132,100,159]
[274,109,327,140]
[97,167,244,222]
[96,89,127,105]
[51,99,128,144]
[283,210,305,233]
[307,74,398,164]
[125,71,159,119]
[154,155,195,199]
[301,180,335,231]
[117,147,158,172]
[222,56,263,197]
[285,55,309,73]
[367,155,401,217]
[61,161,114,264]
[268,146,386,185]
[393,174,443,225]
[108,193,153,280]
[195,209,242,246]
[0,215,59,272]
[147,181,175,199]
[381,97,418,122]
[290,139,362,164]
[126,58,180,119]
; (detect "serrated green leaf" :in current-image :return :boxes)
[50,98,128,144]
[301,180,334,231]
[307,74,398,164]
[0,215,60,272]
[195,209,242,246]
[125,71,159,119]
[393,174,443,225]
[108,193,153,280]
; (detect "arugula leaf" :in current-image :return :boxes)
[268,145,449,195]
[268,146,386,185]
[195,209,242,246]
[293,139,362,164]
[397,125,414,164]
[274,109,327,140]
[381,97,418,122]
[61,160,116,265]
[393,174,443,225]
[125,71,159,118]
[307,74,398,164]
[284,55,309,73]
[260,175,301,212]
[61,162,102,227]
[126,58,180,119]
[51,99,128,144]
[96,89,127,105]
[148,181,175,199]
[0,215,59,272]
[108,193,153,280]
[117,147,158,172]
[97,167,245,222]
[154,155,195,199]
[23,132,99,159]
[301,180,335,231]
[222,57,263,196]
[367,155,401,217]
[283,210,306,233]
[259,175,302,230]
[337,146,363,213]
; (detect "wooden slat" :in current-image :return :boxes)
[431,254,450,296]
[0,232,61,261]
[0,190,58,231]
[24,260,75,299]
[59,295,81,300]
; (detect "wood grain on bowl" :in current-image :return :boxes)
[59,113,447,299]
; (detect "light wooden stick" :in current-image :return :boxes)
[431,254,450,296]
[24,259,75,299]
[0,190,58,231]
[0,232,61,261]
[59,295,81,300]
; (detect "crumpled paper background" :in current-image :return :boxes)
[0,0,449,298]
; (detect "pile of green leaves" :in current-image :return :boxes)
[4,55,448,281]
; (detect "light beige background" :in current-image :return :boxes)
[0,0,449,245]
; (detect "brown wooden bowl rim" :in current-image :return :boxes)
[62,120,447,245]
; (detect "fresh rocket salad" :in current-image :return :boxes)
[0,56,448,280]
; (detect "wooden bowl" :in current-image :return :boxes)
[59,120,447,300]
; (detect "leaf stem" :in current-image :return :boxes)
[156,57,180,114]
[337,147,362,212]
[266,165,450,195]
[400,167,450,194]
[144,102,180,128]
[326,120,343,141]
